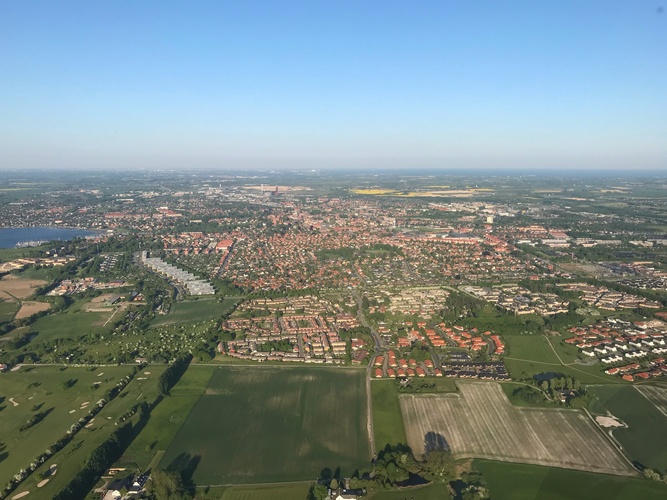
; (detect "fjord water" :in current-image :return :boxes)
[0,227,101,248]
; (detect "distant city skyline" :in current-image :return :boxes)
[1,1,666,171]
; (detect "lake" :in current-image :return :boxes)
[0,227,103,249]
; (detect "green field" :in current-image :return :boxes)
[0,365,164,497]
[0,299,19,323]
[588,385,667,474]
[159,366,369,485]
[151,297,239,326]
[504,334,561,363]
[476,460,667,500]
[29,308,114,340]
[371,380,407,449]
[368,483,450,499]
[120,366,215,470]
[213,483,311,500]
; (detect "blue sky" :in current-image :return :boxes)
[1,1,665,170]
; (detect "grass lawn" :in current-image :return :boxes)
[588,385,667,474]
[151,298,239,326]
[368,482,450,499]
[476,459,667,500]
[29,308,114,340]
[371,380,407,449]
[503,356,621,385]
[504,334,561,363]
[160,366,369,485]
[119,365,215,470]
[0,365,164,497]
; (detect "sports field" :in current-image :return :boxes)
[151,297,239,326]
[477,460,667,500]
[0,365,163,496]
[159,366,369,484]
[589,385,667,474]
[400,382,634,476]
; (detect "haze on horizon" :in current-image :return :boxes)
[1,1,666,172]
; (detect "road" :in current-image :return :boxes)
[354,290,381,458]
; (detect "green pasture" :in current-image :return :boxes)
[0,299,19,323]
[503,334,561,363]
[371,380,407,449]
[29,308,114,340]
[588,385,667,474]
[151,297,239,326]
[159,366,369,485]
[476,459,667,500]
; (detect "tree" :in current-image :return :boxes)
[147,469,192,500]
[308,483,328,500]
[421,449,456,482]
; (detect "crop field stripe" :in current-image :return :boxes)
[400,382,634,476]
[635,386,667,418]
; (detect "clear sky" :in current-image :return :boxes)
[1,1,665,171]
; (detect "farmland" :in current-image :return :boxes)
[400,382,634,475]
[635,385,667,418]
[159,366,369,485]
[0,275,46,299]
[588,385,667,474]
[119,366,215,470]
[14,300,51,319]
[476,460,667,500]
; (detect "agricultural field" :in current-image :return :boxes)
[14,300,51,319]
[159,366,369,485]
[368,482,450,499]
[588,385,667,474]
[119,366,215,471]
[476,460,667,500]
[399,382,634,476]
[371,380,407,449]
[151,297,239,326]
[635,385,667,418]
[203,483,311,500]
[0,275,47,299]
[0,365,164,497]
